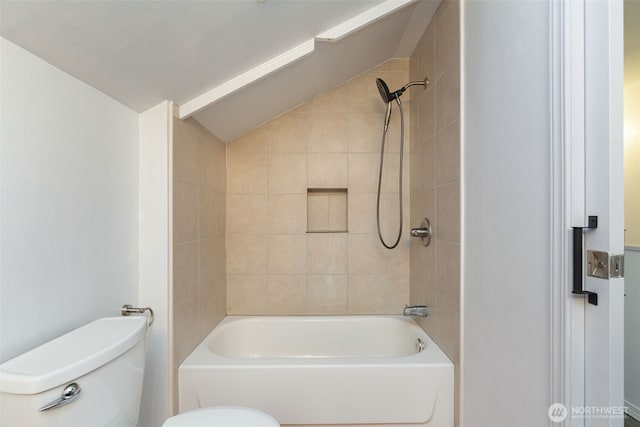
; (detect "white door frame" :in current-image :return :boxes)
[550,0,586,422]
[551,0,625,425]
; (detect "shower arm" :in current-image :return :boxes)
[401,78,429,90]
[390,78,429,100]
[384,79,426,132]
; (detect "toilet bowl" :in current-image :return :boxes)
[162,406,280,427]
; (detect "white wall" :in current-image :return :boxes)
[626,248,640,419]
[461,1,551,426]
[137,101,172,426]
[0,37,139,362]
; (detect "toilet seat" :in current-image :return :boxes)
[162,406,280,427]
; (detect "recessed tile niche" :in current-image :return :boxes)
[307,189,348,233]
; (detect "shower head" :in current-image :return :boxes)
[376,77,429,104]
[376,78,394,104]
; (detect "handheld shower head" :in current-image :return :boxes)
[383,101,392,132]
[376,78,393,104]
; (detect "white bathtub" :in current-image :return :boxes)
[179,316,453,426]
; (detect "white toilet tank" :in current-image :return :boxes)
[0,316,148,427]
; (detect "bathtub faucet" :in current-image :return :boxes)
[403,305,429,317]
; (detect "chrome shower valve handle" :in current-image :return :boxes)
[410,218,432,247]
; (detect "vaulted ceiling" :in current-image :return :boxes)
[0,0,438,141]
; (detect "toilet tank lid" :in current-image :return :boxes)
[0,317,148,395]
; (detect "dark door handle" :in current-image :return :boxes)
[572,216,598,305]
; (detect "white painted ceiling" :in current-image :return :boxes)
[0,0,438,141]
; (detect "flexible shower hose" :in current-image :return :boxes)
[376,98,404,249]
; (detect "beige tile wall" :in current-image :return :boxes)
[172,114,227,411]
[226,60,412,315]
[409,0,460,425]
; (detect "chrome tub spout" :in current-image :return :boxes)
[403,305,429,317]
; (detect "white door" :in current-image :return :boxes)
[576,0,625,426]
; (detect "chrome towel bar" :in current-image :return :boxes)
[121,304,154,327]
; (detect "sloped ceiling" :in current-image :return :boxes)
[0,0,438,141]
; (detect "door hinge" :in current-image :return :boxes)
[587,251,624,279]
